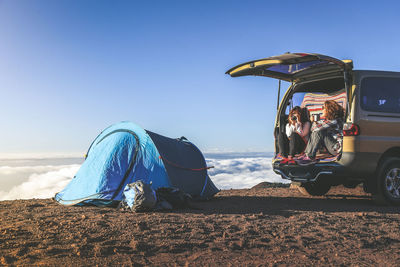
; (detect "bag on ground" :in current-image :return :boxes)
[122,181,157,212]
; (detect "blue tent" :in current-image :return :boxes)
[55,122,219,206]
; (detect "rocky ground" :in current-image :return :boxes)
[1,183,399,266]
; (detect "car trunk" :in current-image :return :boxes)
[274,76,348,162]
[226,53,353,181]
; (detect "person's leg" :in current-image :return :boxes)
[304,138,312,156]
[323,134,339,156]
[289,132,306,157]
[298,131,330,165]
[306,130,324,159]
[277,132,289,158]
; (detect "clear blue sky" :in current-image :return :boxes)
[1,0,400,153]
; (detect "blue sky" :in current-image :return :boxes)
[1,0,400,153]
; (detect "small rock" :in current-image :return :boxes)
[130,239,139,250]
[222,232,229,239]
[228,241,241,250]
[137,222,148,231]
[1,256,8,265]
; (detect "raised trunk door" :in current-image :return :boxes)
[226,53,348,82]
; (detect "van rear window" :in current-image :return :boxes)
[360,77,400,113]
[268,60,328,74]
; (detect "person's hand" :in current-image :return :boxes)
[288,116,294,125]
[293,114,300,124]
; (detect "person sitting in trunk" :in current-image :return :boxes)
[278,106,311,164]
[298,100,344,165]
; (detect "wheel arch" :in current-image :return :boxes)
[376,147,400,173]
[364,148,400,194]
[374,157,400,205]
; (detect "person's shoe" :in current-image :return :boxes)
[295,153,308,160]
[287,159,297,165]
[297,156,318,166]
[279,157,290,166]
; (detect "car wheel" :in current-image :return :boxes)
[374,158,400,206]
[297,180,331,196]
[343,181,360,189]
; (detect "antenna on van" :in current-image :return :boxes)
[277,80,281,110]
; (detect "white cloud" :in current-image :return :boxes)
[206,156,288,189]
[0,165,71,176]
[0,152,84,160]
[0,165,80,200]
[0,153,287,200]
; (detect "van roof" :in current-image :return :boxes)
[353,70,400,77]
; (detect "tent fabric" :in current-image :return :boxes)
[55,122,219,206]
[146,131,219,199]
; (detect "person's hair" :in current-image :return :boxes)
[300,107,310,123]
[289,106,309,125]
[324,100,344,120]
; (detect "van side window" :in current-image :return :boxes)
[360,77,400,113]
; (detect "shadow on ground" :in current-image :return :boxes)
[185,194,400,216]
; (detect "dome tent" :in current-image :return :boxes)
[55,121,219,206]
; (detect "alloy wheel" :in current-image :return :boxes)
[384,167,400,199]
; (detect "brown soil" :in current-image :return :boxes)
[1,183,399,266]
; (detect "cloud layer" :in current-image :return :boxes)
[0,154,286,200]
[0,165,80,201]
[206,156,286,189]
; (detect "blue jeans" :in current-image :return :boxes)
[305,130,338,158]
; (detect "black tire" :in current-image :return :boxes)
[297,180,331,196]
[343,181,360,189]
[363,182,371,194]
[373,158,400,206]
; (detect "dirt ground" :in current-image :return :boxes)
[1,183,400,266]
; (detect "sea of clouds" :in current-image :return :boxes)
[204,152,287,189]
[0,152,287,201]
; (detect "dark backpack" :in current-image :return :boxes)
[121,181,157,212]
[156,187,192,209]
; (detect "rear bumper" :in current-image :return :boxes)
[273,161,344,182]
[273,152,380,182]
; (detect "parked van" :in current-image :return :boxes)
[226,53,400,205]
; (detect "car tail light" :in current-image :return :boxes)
[343,123,360,136]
